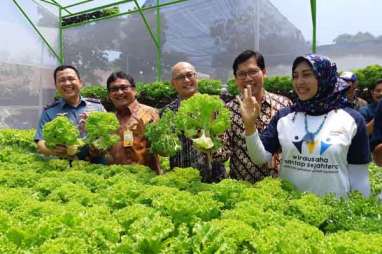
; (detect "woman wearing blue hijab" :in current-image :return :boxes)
[239,54,371,197]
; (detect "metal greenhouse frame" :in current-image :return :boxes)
[11,0,317,81]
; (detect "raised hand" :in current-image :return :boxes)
[237,85,260,135]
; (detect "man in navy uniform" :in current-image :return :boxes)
[35,65,105,160]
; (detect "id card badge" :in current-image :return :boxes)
[123,129,134,147]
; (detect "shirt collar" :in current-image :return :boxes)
[261,91,272,107]
[60,96,86,109]
[127,99,140,114]
[174,97,181,106]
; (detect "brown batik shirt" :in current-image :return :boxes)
[108,100,160,173]
[218,91,291,183]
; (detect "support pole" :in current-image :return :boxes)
[12,0,62,62]
[310,0,317,53]
[132,0,161,80]
[61,0,189,29]
[39,0,60,7]
[63,0,130,18]
[50,0,72,15]
[254,0,261,51]
[59,7,64,64]
[64,0,95,9]
[132,0,160,49]
[156,0,162,81]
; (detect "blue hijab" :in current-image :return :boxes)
[291,54,350,115]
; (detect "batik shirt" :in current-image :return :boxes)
[108,100,160,173]
[218,91,291,183]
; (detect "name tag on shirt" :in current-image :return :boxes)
[123,129,134,147]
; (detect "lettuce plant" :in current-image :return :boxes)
[42,115,84,156]
[145,109,181,157]
[85,112,120,151]
[176,93,231,152]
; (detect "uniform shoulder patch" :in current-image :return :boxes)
[84,97,102,104]
[43,100,60,110]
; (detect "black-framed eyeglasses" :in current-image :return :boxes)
[109,85,134,93]
[236,69,261,80]
[174,72,196,81]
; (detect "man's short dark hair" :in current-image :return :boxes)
[232,50,265,76]
[53,65,80,83]
[106,71,136,91]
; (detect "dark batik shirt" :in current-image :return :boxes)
[218,91,291,183]
[161,98,226,182]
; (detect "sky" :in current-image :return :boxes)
[270,0,382,45]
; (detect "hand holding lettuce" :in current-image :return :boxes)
[145,94,231,170]
[43,112,120,159]
[176,93,231,152]
[85,112,120,151]
[43,115,84,156]
[145,109,181,157]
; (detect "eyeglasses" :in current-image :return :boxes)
[236,69,261,80]
[109,85,134,93]
[174,72,196,81]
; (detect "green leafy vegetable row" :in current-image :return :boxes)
[0,129,381,253]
